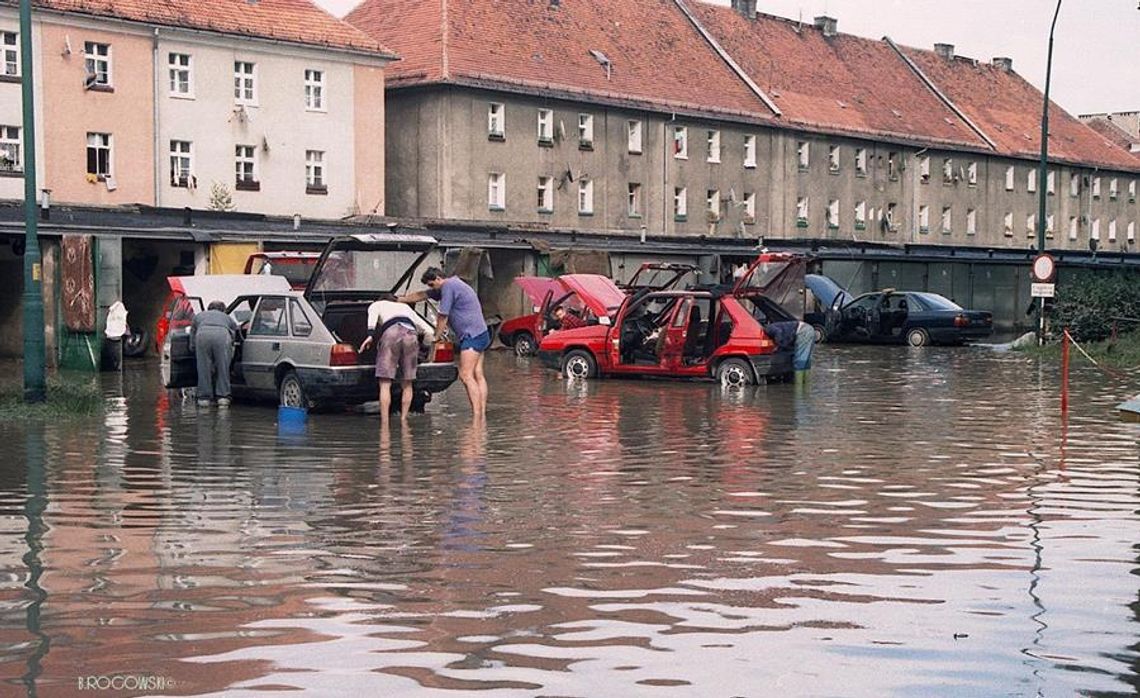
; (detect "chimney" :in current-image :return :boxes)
[993,56,1013,73]
[814,15,837,37]
[730,0,756,19]
[934,43,954,60]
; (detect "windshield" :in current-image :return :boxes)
[911,292,962,311]
[309,249,425,294]
[626,266,697,291]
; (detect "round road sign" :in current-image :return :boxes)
[1032,253,1056,282]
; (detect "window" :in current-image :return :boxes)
[743,134,756,168]
[886,203,897,230]
[1128,221,1136,243]
[706,189,720,221]
[537,176,553,212]
[1026,169,1036,193]
[250,297,288,336]
[854,200,866,230]
[796,196,809,226]
[743,192,756,222]
[235,145,257,190]
[1046,214,1055,238]
[1092,177,1101,198]
[537,108,553,144]
[967,162,978,186]
[1004,166,1014,191]
[707,130,721,163]
[1109,178,1119,199]
[1069,216,1078,240]
[1003,212,1013,237]
[966,208,977,235]
[797,141,809,169]
[305,150,325,193]
[1130,180,1137,202]
[627,182,642,217]
[1046,170,1056,195]
[1108,219,1117,242]
[943,158,954,184]
[627,120,642,153]
[290,299,313,337]
[828,145,840,172]
[918,205,929,233]
[168,140,192,187]
[673,186,687,220]
[234,61,256,104]
[1092,218,1101,240]
[673,126,688,159]
[1026,213,1036,237]
[304,69,324,111]
[887,151,898,179]
[941,206,952,234]
[488,172,505,210]
[488,103,504,138]
[919,156,930,183]
[84,42,111,88]
[855,148,867,176]
[578,179,593,215]
[578,113,594,148]
[827,199,839,229]
[1,32,17,78]
[1070,173,1080,197]
[0,126,20,173]
[86,132,111,178]
[168,53,191,96]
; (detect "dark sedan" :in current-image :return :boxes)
[824,290,993,346]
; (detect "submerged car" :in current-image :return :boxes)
[823,288,993,346]
[244,251,322,290]
[161,234,459,411]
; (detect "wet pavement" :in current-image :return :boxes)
[1,346,1138,696]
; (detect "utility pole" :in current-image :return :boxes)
[1035,0,1062,343]
[20,0,45,402]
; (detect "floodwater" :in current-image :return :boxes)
[0,346,1138,697]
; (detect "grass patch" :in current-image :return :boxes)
[0,376,105,419]
[1016,329,1140,370]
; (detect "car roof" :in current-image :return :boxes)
[167,274,292,302]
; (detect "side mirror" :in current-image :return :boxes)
[598,316,612,326]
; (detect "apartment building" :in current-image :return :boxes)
[0,0,394,218]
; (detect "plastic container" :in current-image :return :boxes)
[277,405,308,435]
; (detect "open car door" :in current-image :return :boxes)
[160,324,197,389]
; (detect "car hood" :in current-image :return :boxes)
[805,274,847,308]
[167,274,291,304]
[557,274,627,318]
[513,276,562,308]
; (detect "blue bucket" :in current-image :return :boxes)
[278,405,308,433]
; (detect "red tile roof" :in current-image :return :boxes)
[898,45,1140,173]
[26,0,392,56]
[1083,118,1140,162]
[347,0,774,121]
[686,3,989,150]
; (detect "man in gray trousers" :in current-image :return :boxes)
[190,300,238,408]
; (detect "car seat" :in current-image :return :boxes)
[682,304,703,360]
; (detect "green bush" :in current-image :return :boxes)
[1052,270,1140,342]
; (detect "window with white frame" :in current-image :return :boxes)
[707,130,721,163]
[1069,216,1078,240]
[84,41,111,87]
[304,69,325,111]
[796,196,809,225]
[966,208,977,235]
[941,206,952,233]
[1130,180,1137,202]
[1026,169,1036,193]
[537,176,553,212]
[886,203,897,229]
[488,103,504,138]
[673,126,688,159]
[235,145,257,188]
[234,61,256,105]
[943,158,954,184]
[1108,219,1117,241]
[305,150,325,190]
[743,134,756,168]
[578,113,594,148]
[827,199,839,229]
[488,172,505,210]
[797,141,809,169]
[967,162,977,186]
[1,32,17,78]
[919,205,929,232]
[627,120,642,153]
[1004,166,1014,191]
[743,192,755,222]
[1128,221,1136,243]
[86,132,111,177]
[828,145,840,172]
[673,187,687,220]
[1109,178,1119,199]
[1003,211,1013,236]
[854,200,866,229]
[919,155,930,183]
[168,53,192,96]
[578,179,593,215]
[1046,170,1056,195]
[0,125,20,173]
[1092,177,1101,198]
[169,140,192,187]
[855,148,867,176]
[1026,213,1036,237]
[1070,173,1080,197]
[706,190,720,220]
[1046,214,1055,238]
[628,182,642,217]
[1092,218,1101,240]
[537,108,553,143]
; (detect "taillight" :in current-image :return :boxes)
[330,343,358,366]
[433,342,455,363]
[954,314,969,327]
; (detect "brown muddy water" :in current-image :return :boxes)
[0,346,1138,697]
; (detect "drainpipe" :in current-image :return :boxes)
[152,28,161,207]
[663,113,676,236]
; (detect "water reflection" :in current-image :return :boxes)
[0,349,1135,695]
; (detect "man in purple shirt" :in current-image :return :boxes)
[400,267,489,418]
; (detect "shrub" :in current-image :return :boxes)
[1052,270,1140,342]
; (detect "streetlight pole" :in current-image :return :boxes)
[1035,0,1062,343]
[19,0,45,403]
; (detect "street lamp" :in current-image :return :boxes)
[20,0,45,403]
[1036,0,1062,255]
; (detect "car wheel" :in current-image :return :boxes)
[514,331,537,357]
[716,357,755,388]
[906,328,929,347]
[561,349,597,380]
[811,323,827,344]
[278,369,309,408]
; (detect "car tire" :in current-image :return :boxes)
[906,328,929,347]
[811,323,827,344]
[561,349,597,380]
[123,327,149,357]
[278,369,309,408]
[514,331,537,357]
[716,357,755,388]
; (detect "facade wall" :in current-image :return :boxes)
[353,64,385,216]
[0,12,27,202]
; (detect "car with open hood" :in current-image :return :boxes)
[535,253,806,386]
[161,234,458,411]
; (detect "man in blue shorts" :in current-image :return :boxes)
[400,267,489,418]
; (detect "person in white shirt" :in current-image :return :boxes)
[359,294,435,424]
